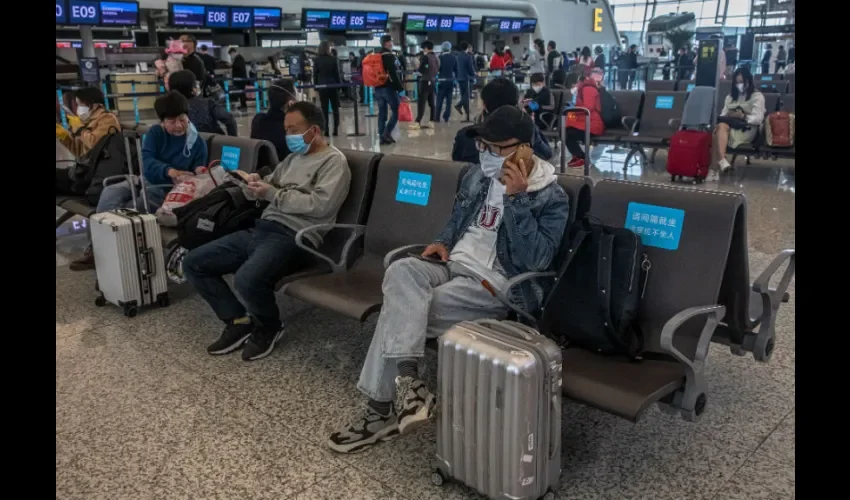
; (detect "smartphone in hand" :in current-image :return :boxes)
[408,252,447,265]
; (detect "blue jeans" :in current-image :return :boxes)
[182,220,313,329]
[435,82,454,122]
[374,86,400,138]
[96,180,169,214]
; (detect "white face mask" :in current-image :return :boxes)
[531,85,544,93]
[736,83,745,92]
[172,53,184,61]
[479,152,506,178]
[76,105,90,119]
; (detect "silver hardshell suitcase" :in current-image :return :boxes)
[433,319,562,500]
[90,133,170,317]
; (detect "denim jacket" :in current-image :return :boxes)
[435,162,570,315]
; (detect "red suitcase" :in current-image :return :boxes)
[667,130,712,184]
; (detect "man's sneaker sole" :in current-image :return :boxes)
[398,393,436,435]
[207,333,252,356]
[242,329,284,361]
[327,425,400,454]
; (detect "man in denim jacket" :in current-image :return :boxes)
[328,106,570,454]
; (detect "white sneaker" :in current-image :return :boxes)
[718,159,732,172]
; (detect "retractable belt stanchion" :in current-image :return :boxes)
[101,82,110,111]
[253,79,261,114]
[224,81,231,112]
[365,87,376,117]
[131,82,140,125]
[349,84,366,137]
[562,106,593,176]
[57,89,68,129]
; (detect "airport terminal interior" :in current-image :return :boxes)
[56,0,795,498]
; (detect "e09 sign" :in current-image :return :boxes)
[70,0,100,24]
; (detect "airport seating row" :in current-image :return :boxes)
[58,129,795,423]
[592,88,795,168]
[647,77,792,96]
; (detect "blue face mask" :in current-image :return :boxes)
[285,128,315,155]
[479,151,506,178]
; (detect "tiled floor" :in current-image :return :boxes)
[57,102,795,499]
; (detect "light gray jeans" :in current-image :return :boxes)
[357,257,508,402]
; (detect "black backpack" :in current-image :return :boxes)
[172,184,268,250]
[70,128,133,205]
[540,217,650,359]
[597,87,622,129]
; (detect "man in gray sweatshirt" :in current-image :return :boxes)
[183,101,351,361]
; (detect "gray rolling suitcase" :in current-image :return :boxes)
[433,319,562,500]
[90,133,170,317]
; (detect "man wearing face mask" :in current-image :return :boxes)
[183,101,351,362]
[328,104,568,453]
[522,72,555,131]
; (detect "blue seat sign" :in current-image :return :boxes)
[396,170,432,206]
[686,83,695,92]
[626,202,685,251]
[221,145,241,171]
[655,95,674,109]
[761,75,773,81]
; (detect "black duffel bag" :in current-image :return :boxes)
[70,127,133,205]
[540,217,651,359]
[172,183,268,250]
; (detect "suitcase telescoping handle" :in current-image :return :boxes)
[474,319,538,342]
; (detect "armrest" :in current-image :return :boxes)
[383,244,430,269]
[484,271,557,324]
[294,223,366,273]
[752,249,795,299]
[669,118,682,130]
[257,166,273,178]
[622,116,639,133]
[659,304,725,417]
[102,174,135,188]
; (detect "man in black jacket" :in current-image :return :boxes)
[179,34,209,92]
[375,35,405,145]
[229,47,249,110]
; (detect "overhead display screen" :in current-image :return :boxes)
[56,1,68,24]
[168,4,281,29]
[481,16,538,34]
[252,8,281,29]
[404,13,472,32]
[99,1,138,25]
[68,1,100,24]
[170,3,204,27]
[300,9,388,31]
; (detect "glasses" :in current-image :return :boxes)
[475,139,521,157]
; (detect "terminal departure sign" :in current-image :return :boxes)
[56,1,67,24]
[301,9,388,31]
[57,1,139,26]
[480,16,537,34]
[168,3,282,29]
[404,13,471,32]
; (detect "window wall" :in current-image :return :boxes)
[609,0,754,33]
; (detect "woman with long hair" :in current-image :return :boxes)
[489,47,506,76]
[526,39,546,75]
[715,67,766,172]
[313,41,342,136]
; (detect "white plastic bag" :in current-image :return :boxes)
[155,162,227,227]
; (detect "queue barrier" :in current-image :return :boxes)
[58,128,795,423]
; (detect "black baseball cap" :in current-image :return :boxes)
[465,106,534,144]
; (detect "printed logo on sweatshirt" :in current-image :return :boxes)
[475,204,502,230]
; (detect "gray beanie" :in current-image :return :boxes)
[441,41,452,52]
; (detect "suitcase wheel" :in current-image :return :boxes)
[123,304,138,318]
[670,175,677,182]
[157,293,171,308]
[94,295,106,307]
[430,469,446,487]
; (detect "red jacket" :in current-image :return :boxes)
[566,80,605,136]
[489,53,506,71]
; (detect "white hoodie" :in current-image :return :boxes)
[449,156,558,288]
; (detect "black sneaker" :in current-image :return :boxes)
[327,406,399,454]
[207,320,254,355]
[395,376,436,434]
[241,327,284,361]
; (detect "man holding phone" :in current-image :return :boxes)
[328,105,570,454]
